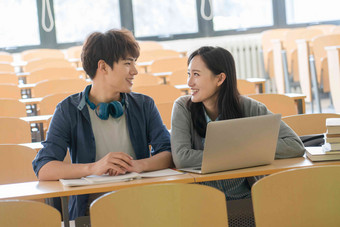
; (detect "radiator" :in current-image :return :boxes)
[221,36,263,79]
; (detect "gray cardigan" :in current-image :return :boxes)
[171,95,305,168]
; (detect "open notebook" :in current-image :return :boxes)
[60,168,183,187]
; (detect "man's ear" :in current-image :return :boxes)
[217,72,226,86]
[97,60,107,73]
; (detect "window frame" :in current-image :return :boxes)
[1,0,339,53]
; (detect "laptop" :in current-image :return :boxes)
[179,114,281,174]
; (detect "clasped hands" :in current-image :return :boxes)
[90,152,144,176]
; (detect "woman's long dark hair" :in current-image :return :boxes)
[187,46,243,138]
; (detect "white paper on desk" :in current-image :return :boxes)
[59,178,90,187]
[84,172,140,183]
[139,168,183,178]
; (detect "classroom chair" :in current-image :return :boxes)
[148,57,188,74]
[0,73,18,84]
[0,200,61,227]
[66,45,83,59]
[33,78,88,98]
[26,67,80,84]
[247,93,297,117]
[138,41,163,51]
[261,28,290,79]
[168,69,187,86]
[0,51,13,62]
[138,49,181,62]
[237,79,256,95]
[0,62,15,73]
[252,165,340,227]
[311,34,340,93]
[90,183,228,227]
[0,84,21,99]
[21,48,65,62]
[156,102,173,130]
[326,45,340,112]
[0,144,38,184]
[0,117,31,143]
[23,58,73,72]
[282,113,340,136]
[307,24,337,34]
[133,84,182,104]
[38,92,74,115]
[0,98,27,117]
[133,73,162,87]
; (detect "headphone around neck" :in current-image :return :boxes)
[85,85,125,120]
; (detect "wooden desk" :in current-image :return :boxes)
[285,93,306,114]
[153,71,172,84]
[190,156,340,182]
[19,97,42,105]
[137,61,153,73]
[20,115,52,141]
[0,174,195,227]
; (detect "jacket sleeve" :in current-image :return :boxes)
[171,98,203,168]
[145,97,171,155]
[245,97,306,159]
[32,103,70,176]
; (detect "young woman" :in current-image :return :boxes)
[171,46,305,201]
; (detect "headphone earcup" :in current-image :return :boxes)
[97,103,110,120]
[108,101,124,118]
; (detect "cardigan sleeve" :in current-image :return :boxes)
[171,96,203,168]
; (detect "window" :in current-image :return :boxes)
[212,0,273,31]
[285,0,340,24]
[53,0,121,43]
[132,0,198,38]
[0,0,40,48]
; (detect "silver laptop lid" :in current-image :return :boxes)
[201,114,281,174]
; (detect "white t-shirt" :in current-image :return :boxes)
[87,104,136,161]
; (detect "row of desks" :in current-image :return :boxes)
[0,155,339,226]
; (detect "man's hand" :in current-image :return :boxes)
[89,152,133,176]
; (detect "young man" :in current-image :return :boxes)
[32,29,172,219]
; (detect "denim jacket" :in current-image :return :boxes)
[32,85,171,219]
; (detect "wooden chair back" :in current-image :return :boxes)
[138,49,181,62]
[283,28,323,81]
[0,62,15,73]
[0,84,21,99]
[0,51,13,62]
[90,183,228,227]
[66,45,83,59]
[237,79,256,95]
[39,92,73,115]
[331,26,340,34]
[0,117,31,143]
[0,200,61,227]
[0,145,38,184]
[133,73,162,87]
[133,84,181,104]
[247,94,297,117]
[0,73,18,84]
[0,98,27,117]
[261,29,290,78]
[282,113,340,136]
[149,57,188,74]
[138,41,163,51]
[23,58,73,72]
[311,34,340,93]
[33,78,87,98]
[252,165,340,227]
[168,69,187,86]
[26,67,80,84]
[326,46,340,112]
[156,102,173,129]
[21,49,65,62]
[307,24,337,34]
